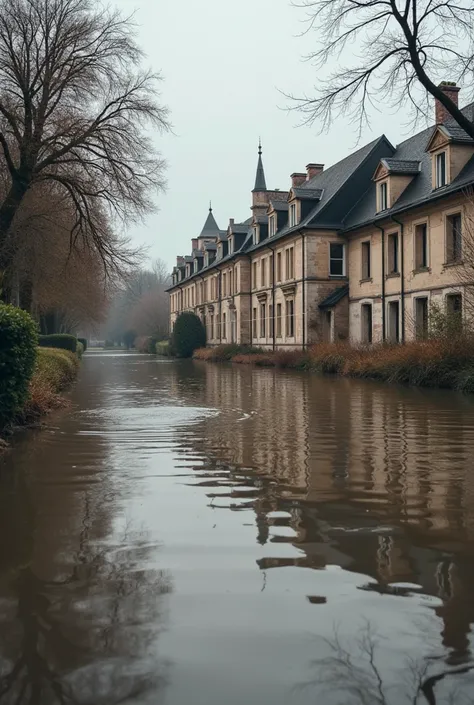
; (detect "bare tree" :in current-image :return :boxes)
[292,0,474,138]
[0,0,169,299]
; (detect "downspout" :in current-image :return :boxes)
[218,270,222,344]
[391,215,405,343]
[374,223,386,341]
[301,231,306,350]
[266,243,276,351]
[247,254,252,345]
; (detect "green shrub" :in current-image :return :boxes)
[38,333,77,353]
[34,348,79,392]
[0,304,38,429]
[172,313,206,358]
[76,341,84,358]
[156,340,174,356]
[78,337,88,351]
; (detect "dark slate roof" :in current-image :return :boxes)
[253,146,267,192]
[292,187,323,200]
[382,158,420,174]
[199,208,220,238]
[440,118,474,144]
[230,223,249,234]
[184,256,193,263]
[192,249,203,258]
[270,200,289,211]
[319,284,349,310]
[255,215,268,224]
[204,242,217,251]
[343,103,474,231]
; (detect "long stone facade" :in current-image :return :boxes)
[168,83,474,347]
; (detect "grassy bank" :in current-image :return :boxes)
[193,338,474,392]
[14,348,80,427]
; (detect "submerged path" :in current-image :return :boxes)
[1,351,474,704]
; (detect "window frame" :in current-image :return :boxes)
[285,299,295,338]
[414,296,429,340]
[361,241,371,280]
[445,211,462,263]
[269,215,276,237]
[276,303,282,337]
[379,181,388,211]
[289,203,297,227]
[276,252,282,282]
[414,221,429,270]
[252,307,257,339]
[387,232,399,275]
[329,242,346,277]
[259,302,266,338]
[435,151,447,188]
[361,303,373,344]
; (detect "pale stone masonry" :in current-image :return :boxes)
[168,83,474,348]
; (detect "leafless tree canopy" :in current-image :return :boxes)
[292,0,474,139]
[0,0,169,278]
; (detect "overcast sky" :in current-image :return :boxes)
[115,0,427,271]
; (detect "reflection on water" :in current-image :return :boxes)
[1,353,474,704]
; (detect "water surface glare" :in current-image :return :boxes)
[1,351,474,704]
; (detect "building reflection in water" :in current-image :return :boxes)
[172,362,474,669]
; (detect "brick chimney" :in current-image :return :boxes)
[291,173,306,187]
[229,218,235,226]
[191,238,198,250]
[306,163,324,181]
[436,81,460,124]
[176,256,184,267]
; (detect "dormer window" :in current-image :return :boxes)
[269,216,276,237]
[435,152,447,188]
[289,203,297,227]
[379,182,388,211]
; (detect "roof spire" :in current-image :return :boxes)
[199,203,220,239]
[209,200,212,212]
[253,139,267,192]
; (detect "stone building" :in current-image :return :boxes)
[168,83,474,347]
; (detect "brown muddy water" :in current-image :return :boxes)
[1,351,474,705]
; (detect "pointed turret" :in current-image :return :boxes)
[198,203,220,240]
[253,139,267,192]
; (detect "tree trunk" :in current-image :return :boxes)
[0,176,32,305]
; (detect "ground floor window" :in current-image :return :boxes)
[446,292,462,330]
[252,307,257,339]
[414,297,428,339]
[222,312,227,340]
[276,303,282,337]
[260,302,266,338]
[210,314,214,340]
[361,303,372,344]
[388,300,400,343]
[286,299,295,337]
[231,310,237,343]
[269,304,274,338]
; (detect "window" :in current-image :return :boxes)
[362,241,371,279]
[388,301,400,342]
[269,254,273,285]
[276,252,282,282]
[253,262,258,288]
[379,182,388,211]
[222,312,227,339]
[361,304,373,344]
[285,247,294,280]
[210,314,214,340]
[260,302,266,337]
[269,216,276,237]
[289,203,297,226]
[324,310,333,343]
[446,293,463,329]
[231,310,237,343]
[436,152,447,188]
[252,307,257,338]
[276,303,282,337]
[415,223,428,269]
[388,233,399,274]
[446,213,462,262]
[234,268,238,293]
[269,304,274,338]
[415,298,428,339]
[286,299,295,337]
[261,258,266,287]
[222,273,227,297]
[329,243,345,276]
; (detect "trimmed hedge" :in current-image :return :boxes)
[172,313,206,358]
[38,333,77,353]
[0,304,38,429]
[156,340,175,356]
[78,337,88,351]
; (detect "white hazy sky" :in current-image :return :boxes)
[114,0,421,271]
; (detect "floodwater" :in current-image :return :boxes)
[1,352,474,705]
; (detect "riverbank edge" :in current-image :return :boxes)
[193,341,474,393]
[1,347,81,449]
